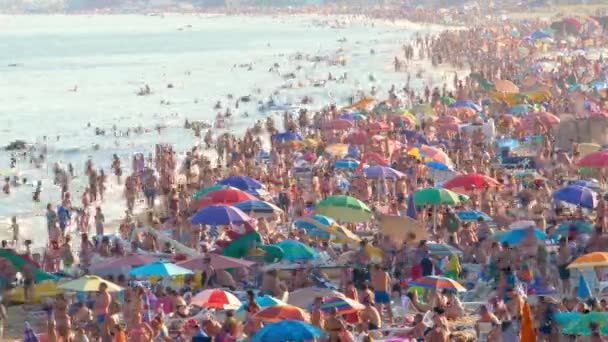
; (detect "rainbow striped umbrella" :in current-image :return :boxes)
[409,276,467,292]
[320,296,365,315]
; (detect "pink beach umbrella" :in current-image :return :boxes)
[324,119,354,130]
[177,253,255,271]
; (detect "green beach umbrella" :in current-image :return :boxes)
[413,187,463,206]
[556,220,594,234]
[315,195,373,223]
[193,184,230,200]
[440,96,456,105]
[562,312,608,336]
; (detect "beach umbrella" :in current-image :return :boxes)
[273,240,318,261]
[288,287,345,309]
[367,121,391,133]
[346,130,368,145]
[553,185,598,209]
[443,174,500,193]
[456,211,492,221]
[498,228,547,245]
[59,275,122,292]
[315,195,373,223]
[428,243,463,257]
[320,296,365,315]
[339,113,367,121]
[409,276,466,292]
[334,158,360,169]
[425,161,452,171]
[325,143,349,157]
[193,184,230,200]
[508,220,537,230]
[521,302,536,342]
[523,112,561,126]
[449,100,481,112]
[253,304,310,323]
[568,252,608,269]
[238,295,287,312]
[177,253,255,271]
[293,215,336,230]
[440,96,456,105]
[411,103,435,116]
[362,165,404,179]
[495,80,520,93]
[272,132,303,142]
[324,119,354,130]
[194,188,258,208]
[530,30,551,40]
[218,176,264,190]
[417,145,452,165]
[191,289,242,310]
[234,200,282,218]
[562,312,608,336]
[89,254,159,272]
[556,220,594,234]
[251,320,327,342]
[571,179,602,192]
[553,312,584,326]
[413,187,463,206]
[578,275,593,298]
[129,260,193,277]
[509,104,532,115]
[331,225,362,244]
[190,204,251,225]
[576,151,608,168]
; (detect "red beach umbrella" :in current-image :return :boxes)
[443,173,500,193]
[576,151,608,168]
[194,188,257,209]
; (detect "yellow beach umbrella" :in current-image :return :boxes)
[568,252,608,269]
[325,143,349,157]
[59,275,123,292]
[579,143,601,157]
[330,224,362,244]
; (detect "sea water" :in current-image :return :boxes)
[0,14,449,247]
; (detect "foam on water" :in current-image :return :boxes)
[0,14,448,246]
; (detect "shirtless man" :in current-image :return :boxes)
[371,264,393,323]
[124,173,138,213]
[95,282,112,335]
[557,237,572,296]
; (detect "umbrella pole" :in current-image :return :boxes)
[433,205,437,234]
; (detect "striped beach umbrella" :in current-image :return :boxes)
[409,276,467,292]
[191,289,242,310]
[427,243,463,257]
[320,296,365,315]
[234,200,283,218]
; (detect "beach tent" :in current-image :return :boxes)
[0,249,56,283]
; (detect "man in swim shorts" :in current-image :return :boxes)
[371,264,393,323]
[95,282,111,336]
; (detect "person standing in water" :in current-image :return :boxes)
[10,216,19,245]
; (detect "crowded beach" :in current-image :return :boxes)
[4,4,608,342]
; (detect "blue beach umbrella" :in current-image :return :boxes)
[272,132,303,142]
[530,31,551,40]
[293,215,336,230]
[273,240,318,261]
[251,320,327,342]
[234,200,282,216]
[362,165,405,179]
[457,211,492,221]
[426,161,452,171]
[508,104,532,115]
[499,228,547,245]
[334,158,360,169]
[553,185,598,209]
[129,261,193,277]
[219,176,264,190]
[339,113,367,120]
[571,179,602,192]
[578,275,592,298]
[191,204,251,225]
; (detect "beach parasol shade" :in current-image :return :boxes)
[194,188,257,208]
[456,210,492,221]
[553,185,598,209]
[413,187,463,206]
[251,320,327,342]
[508,104,532,115]
[426,161,453,171]
[440,96,456,105]
[273,240,318,261]
[238,295,287,312]
[409,276,467,292]
[272,131,303,143]
[443,173,500,193]
[325,143,349,157]
[498,228,547,245]
[253,304,310,323]
[59,275,122,292]
[331,225,362,244]
[571,179,602,192]
[234,200,282,218]
[562,312,608,336]
[362,165,405,180]
[89,254,159,272]
[556,220,594,234]
[417,145,453,166]
[218,176,264,190]
[576,151,608,168]
[448,100,482,112]
[177,253,255,271]
[288,287,345,309]
[428,243,463,257]
[293,215,336,231]
[315,195,373,223]
[324,119,354,130]
[334,158,360,169]
[129,260,193,277]
[321,296,365,315]
[367,121,391,133]
[193,184,230,200]
[494,80,520,93]
[191,289,242,310]
[190,204,251,225]
[568,252,608,269]
[377,214,427,245]
[521,301,536,342]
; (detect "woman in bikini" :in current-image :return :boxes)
[129,312,154,342]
